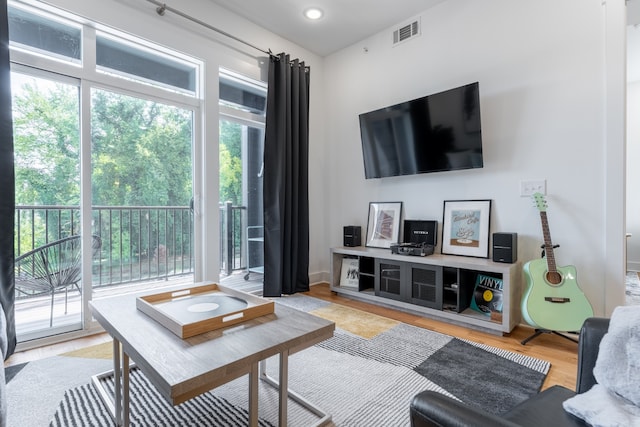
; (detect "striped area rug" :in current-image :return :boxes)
[50,368,273,427]
[48,294,551,426]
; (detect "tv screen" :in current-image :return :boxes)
[359,82,483,179]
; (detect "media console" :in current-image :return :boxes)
[330,246,522,335]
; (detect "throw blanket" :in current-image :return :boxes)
[563,306,640,427]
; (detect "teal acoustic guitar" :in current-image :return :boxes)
[521,193,593,332]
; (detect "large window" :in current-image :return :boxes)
[8,1,201,344]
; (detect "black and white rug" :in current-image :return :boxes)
[7,294,551,426]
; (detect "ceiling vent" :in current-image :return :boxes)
[393,19,421,46]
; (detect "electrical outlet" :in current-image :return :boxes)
[520,179,546,197]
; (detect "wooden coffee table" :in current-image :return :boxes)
[89,284,335,427]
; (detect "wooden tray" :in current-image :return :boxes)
[136,283,274,338]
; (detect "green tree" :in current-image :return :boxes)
[12,77,195,263]
[219,120,242,204]
[91,89,193,207]
[12,79,80,206]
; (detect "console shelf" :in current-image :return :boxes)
[330,246,522,335]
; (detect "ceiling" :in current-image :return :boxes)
[206,0,447,57]
[206,0,640,58]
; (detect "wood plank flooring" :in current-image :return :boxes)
[5,282,578,391]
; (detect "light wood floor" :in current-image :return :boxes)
[5,282,578,391]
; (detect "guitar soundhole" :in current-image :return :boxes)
[546,271,563,286]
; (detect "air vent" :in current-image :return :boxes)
[393,19,421,45]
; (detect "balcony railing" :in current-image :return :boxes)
[15,203,255,299]
[92,206,195,286]
[219,201,247,276]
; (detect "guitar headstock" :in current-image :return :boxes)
[532,192,547,212]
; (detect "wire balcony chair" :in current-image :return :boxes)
[14,235,102,327]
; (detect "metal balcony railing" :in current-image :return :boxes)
[15,203,253,300]
[219,201,247,276]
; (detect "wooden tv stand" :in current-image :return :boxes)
[330,246,522,335]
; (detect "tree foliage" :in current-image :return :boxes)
[12,79,80,206]
[91,89,193,207]
[219,120,242,204]
[13,80,195,208]
[12,74,245,265]
[12,76,200,263]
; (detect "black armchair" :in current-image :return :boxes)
[410,317,610,427]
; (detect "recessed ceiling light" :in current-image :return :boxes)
[304,8,323,20]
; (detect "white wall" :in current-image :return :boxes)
[628,81,640,269]
[322,0,626,316]
[36,0,627,313]
[627,25,640,270]
[38,0,327,283]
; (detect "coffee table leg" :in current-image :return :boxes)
[113,338,130,427]
[249,362,259,427]
[113,339,122,426]
[279,350,288,427]
[260,356,331,427]
[123,352,130,426]
[111,338,131,427]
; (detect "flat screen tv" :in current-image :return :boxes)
[359,82,483,179]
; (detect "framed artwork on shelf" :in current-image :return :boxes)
[339,258,360,288]
[441,199,491,258]
[365,202,403,248]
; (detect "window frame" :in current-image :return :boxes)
[8,0,205,348]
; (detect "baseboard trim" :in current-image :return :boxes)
[627,263,640,271]
[309,270,329,285]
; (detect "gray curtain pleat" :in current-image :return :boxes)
[0,0,17,359]
[262,53,310,296]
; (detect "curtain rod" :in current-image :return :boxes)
[146,0,274,58]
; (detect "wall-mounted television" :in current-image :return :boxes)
[359,82,483,179]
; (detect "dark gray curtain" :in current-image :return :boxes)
[0,0,17,358]
[262,53,310,296]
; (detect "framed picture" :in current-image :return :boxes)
[365,202,403,248]
[339,258,359,288]
[441,200,491,258]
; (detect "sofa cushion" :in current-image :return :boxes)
[503,385,587,427]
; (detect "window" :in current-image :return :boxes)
[8,2,202,343]
[220,71,266,114]
[8,4,81,63]
[96,33,198,95]
[218,70,266,276]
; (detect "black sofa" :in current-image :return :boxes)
[410,317,610,427]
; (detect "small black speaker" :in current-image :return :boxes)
[493,232,517,263]
[343,226,361,247]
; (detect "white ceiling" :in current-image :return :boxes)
[206,0,640,79]
[206,0,640,57]
[206,0,447,57]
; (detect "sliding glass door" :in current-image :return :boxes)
[218,71,266,282]
[90,88,195,299]
[8,3,202,344]
[12,71,197,342]
[12,68,83,340]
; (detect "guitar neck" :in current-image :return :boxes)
[540,211,558,273]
